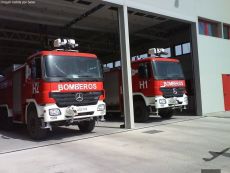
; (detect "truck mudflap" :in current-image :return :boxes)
[154,94,188,109]
[42,100,106,122]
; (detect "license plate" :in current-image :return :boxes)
[168,98,177,105]
[77,107,88,112]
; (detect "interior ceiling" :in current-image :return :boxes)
[0,0,189,71]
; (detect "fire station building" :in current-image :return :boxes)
[0,0,230,128]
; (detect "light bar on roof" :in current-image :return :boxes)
[53,38,78,49]
[148,48,168,57]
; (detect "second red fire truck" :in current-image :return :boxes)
[0,39,106,139]
[104,48,188,122]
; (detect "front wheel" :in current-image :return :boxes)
[134,99,149,122]
[78,119,95,133]
[159,108,174,119]
[27,107,47,140]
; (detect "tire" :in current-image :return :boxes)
[134,99,149,122]
[0,108,13,130]
[78,119,95,133]
[27,106,47,140]
[159,108,174,119]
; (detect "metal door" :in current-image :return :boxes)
[222,74,230,111]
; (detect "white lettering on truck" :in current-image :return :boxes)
[58,83,97,91]
[161,81,184,88]
[32,82,39,94]
[139,81,148,89]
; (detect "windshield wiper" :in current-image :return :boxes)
[77,75,101,81]
[59,78,101,82]
[85,79,102,82]
[59,78,74,82]
[77,75,94,78]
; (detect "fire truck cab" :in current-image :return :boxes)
[104,48,188,122]
[0,39,106,139]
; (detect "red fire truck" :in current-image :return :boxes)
[104,49,188,122]
[0,39,106,139]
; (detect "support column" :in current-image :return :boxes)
[118,5,134,129]
[191,23,203,116]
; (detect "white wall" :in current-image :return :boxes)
[195,0,230,114]
[195,0,230,23]
[198,36,230,114]
[104,0,230,115]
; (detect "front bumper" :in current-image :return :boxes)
[42,101,106,122]
[154,94,188,109]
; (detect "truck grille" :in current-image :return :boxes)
[160,87,185,98]
[50,91,101,107]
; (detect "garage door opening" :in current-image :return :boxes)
[101,6,200,128]
[127,8,197,118]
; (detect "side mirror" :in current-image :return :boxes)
[138,65,149,78]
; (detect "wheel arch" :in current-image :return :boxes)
[25,99,43,124]
[0,104,13,117]
[133,93,147,106]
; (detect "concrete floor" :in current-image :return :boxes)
[0,113,230,173]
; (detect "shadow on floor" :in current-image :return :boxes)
[0,124,92,142]
[203,147,230,161]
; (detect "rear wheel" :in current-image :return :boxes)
[134,99,149,122]
[159,108,174,119]
[0,107,13,130]
[27,106,47,140]
[78,119,95,133]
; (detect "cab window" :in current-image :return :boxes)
[31,57,42,79]
[138,63,151,78]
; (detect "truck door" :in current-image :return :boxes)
[31,57,42,97]
[137,62,152,95]
[24,57,42,102]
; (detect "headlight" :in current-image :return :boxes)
[159,99,166,104]
[49,108,61,116]
[184,96,188,103]
[97,104,105,111]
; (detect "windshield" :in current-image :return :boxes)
[44,55,102,81]
[152,61,184,80]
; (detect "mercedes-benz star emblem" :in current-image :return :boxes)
[173,88,178,95]
[75,93,84,102]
